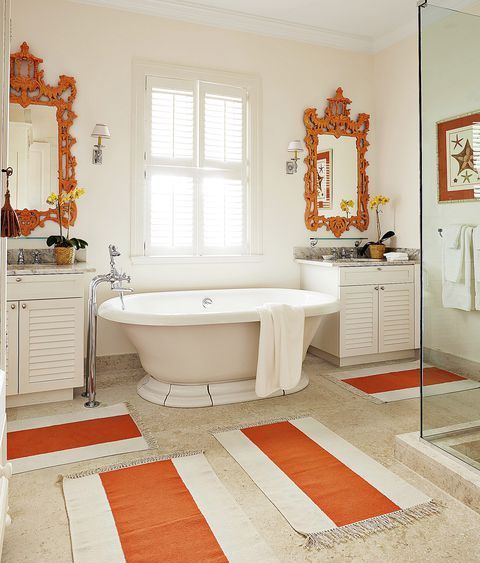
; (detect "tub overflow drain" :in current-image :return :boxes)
[202,297,213,308]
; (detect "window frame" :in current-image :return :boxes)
[131,59,262,263]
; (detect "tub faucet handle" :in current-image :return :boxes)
[109,244,121,258]
[108,244,121,269]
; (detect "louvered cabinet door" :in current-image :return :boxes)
[18,298,84,394]
[6,303,18,396]
[379,284,415,353]
[339,285,379,357]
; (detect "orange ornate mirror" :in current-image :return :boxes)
[9,42,77,236]
[303,88,370,238]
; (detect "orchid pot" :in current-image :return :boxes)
[54,246,76,265]
[368,244,386,259]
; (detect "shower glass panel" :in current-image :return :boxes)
[420,0,480,470]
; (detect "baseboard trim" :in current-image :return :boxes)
[7,388,73,408]
[308,346,418,367]
[424,348,480,381]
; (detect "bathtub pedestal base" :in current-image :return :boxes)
[137,372,309,408]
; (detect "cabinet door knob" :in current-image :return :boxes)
[15,277,21,282]
[380,286,385,290]
[377,267,382,271]
[10,304,15,310]
[374,286,379,290]
[21,303,27,309]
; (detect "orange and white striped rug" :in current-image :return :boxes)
[63,452,279,563]
[8,403,153,474]
[327,361,480,403]
[214,417,438,548]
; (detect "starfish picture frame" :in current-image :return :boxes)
[316,149,332,209]
[437,111,480,203]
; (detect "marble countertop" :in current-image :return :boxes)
[7,263,96,276]
[295,258,418,268]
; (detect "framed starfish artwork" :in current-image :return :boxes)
[437,111,480,203]
[316,149,332,209]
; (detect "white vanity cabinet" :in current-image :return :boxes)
[298,260,418,366]
[6,273,85,407]
[0,370,11,551]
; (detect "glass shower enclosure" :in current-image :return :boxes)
[420,0,480,470]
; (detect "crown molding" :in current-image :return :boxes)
[375,0,478,52]
[67,0,374,52]
[373,19,417,53]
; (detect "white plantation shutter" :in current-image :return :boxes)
[145,75,250,256]
[204,94,243,163]
[149,174,194,252]
[150,90,194,161]
[201,177,245,251]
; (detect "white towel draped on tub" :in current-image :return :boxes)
[442,226,474,311]
[473,227,480,310]
[255,304,305,398]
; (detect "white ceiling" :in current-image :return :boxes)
[69,0,423,52]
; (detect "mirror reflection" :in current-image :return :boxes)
[8,104,58,211]
[303,88,369,237]
[316,135,357,215]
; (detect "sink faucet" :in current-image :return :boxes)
[84,244,133,408]
[17,249,25,265]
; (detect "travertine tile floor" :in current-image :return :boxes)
[4,354,480,562]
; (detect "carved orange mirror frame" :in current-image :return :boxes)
[10,42,77,236]
[303,88,370,238]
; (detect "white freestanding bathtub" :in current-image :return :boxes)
[98,288,339,407]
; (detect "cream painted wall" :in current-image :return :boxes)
[421,7,480,363]
[373,36,420,249]
[11,0,377,355]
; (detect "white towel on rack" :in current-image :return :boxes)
[443,225,465,283]
[442,226,474,311]
[443,224,463,249]
[255,303,305,398]
[473,227,480,310]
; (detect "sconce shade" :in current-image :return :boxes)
[91,124,111,139]
[287,140,304,153]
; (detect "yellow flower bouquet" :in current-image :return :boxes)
[46,188,88,264]
[340,199,355,218]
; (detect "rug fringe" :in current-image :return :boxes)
[305,500,441,549]
[211,415,311,434]
[62,450,204,480]
[125,401,159,449]
[324,376,384,404]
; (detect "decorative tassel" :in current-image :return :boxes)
[305,500,441,549]
[62,450,204,480]
[210,414,312,435]
[1,167,20,238]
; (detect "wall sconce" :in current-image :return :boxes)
[286,140,304,174]
[91,124,111,165]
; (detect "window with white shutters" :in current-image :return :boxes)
[142,73,255,258]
